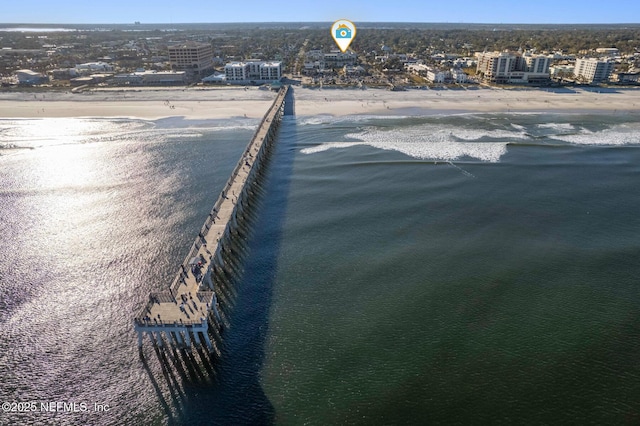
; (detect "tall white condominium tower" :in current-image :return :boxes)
[574,58,614,84]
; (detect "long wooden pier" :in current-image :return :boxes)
[134,85,289,351]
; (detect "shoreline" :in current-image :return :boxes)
[1,86,639,120]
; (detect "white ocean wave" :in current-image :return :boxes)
[202,124,256,132]
[300,142,365,154]
[446,128,528,141]
[297,114,409,126]
[537,123,576,132]
[361,138,507,162]
[552,124,640,145]
[298,115,334,126]
[301,124,517,162]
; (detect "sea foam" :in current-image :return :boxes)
[301,123,516,162]
[552,123,640,146]
[298,114,409,126]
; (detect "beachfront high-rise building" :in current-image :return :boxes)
[475,51,551,84]
[523,53,552,75]
[224,62,250,81]
[168,42,214,76]
[224,61,282,82]
[259,62,282,81]
[574,58,614,84]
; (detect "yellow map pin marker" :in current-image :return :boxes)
[331,19,356,53]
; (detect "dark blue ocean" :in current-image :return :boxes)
[1,111,640,425]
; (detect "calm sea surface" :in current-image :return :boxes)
[1,110,640,425]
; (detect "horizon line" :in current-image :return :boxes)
[1,21,640,26]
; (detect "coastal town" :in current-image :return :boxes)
[3,13,640,425]
[1,23,639,90]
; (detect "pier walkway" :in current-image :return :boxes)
[134,86,289,351]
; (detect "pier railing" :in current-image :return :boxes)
[133,317,208,328]
[135,86,288,324]
[166,86,288,297]
[134,86,289,351]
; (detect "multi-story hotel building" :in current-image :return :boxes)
[476,51,551,84]
[168,42,214,75]
[224,62,250,81]
[259,62,282,80]
[224,61,282,82]
[574,58,614,84]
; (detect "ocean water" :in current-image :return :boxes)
[1,111,640,425]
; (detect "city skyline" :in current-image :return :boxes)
[2,0,639,25]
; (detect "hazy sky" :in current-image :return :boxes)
[2,0,639,24]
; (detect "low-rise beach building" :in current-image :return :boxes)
[303,60,325,74]
[15,69,48,85]
[427,69,447,83]
[49,68,79,80]
[70,76,99,86]
[201,72,226,83]
[343,65,365,75]
[407,64,469,84]
[303,50,357,74]
[595,48,619,57]
[142,71,187,85]
[111,70,186,86]
[611,71,640,84]
[550,64,575,79]
[75,62,114,75]
[451,69,468,83]
[323,50,357,68]
[406,63,429,76]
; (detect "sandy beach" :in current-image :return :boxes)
[1,85,639,120]
[293,86,640,117]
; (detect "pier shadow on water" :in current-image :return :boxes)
[145,88,298,425]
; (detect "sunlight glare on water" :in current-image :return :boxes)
[2,112,640,425]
